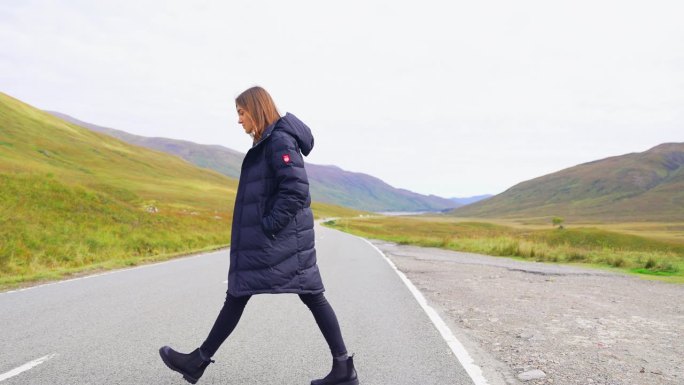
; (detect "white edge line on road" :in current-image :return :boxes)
[0,354,57,382]
[1,248,228,296]
[360,237,491,385]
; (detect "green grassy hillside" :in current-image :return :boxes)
[46,111,245,179]
[450,143,684,222]
[0,92,240,288]
[0,92,363,290]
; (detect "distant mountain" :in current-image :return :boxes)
[449,194,492,206]
[3,99,236,210]
[47,111,459,213]
[449,143,684,221]
[305,164,460,212]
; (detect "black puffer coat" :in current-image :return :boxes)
[227,112,325,297]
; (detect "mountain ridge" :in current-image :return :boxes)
[47,111,460,212]
[449,194,493,206]
[449,142,684,221]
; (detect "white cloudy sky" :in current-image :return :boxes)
[1,0,682,197]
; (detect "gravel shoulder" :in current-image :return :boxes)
[370,239,684,385]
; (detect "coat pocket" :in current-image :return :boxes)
[259,201,276,241]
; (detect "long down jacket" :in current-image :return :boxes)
[227,112,325,297]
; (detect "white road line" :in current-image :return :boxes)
[0,354,57,382]
[360,237,491,385]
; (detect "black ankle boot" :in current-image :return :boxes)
[159,346,214,384]
[311,354,359,385]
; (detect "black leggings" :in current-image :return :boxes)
[199,291,348,359]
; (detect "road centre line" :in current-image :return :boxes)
[0,354,57,382]
[359,237,491,385]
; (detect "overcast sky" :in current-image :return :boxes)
[1,0,682,198]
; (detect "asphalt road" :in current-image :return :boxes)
[0,222,479,385]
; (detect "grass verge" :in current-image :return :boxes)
[322,216,684,284]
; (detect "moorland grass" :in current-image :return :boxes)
[0,173,231,289]
[0,173,366,290]
[323,216,684,283]
[0,173,364,291]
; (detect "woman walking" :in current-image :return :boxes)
[159,86,359,385]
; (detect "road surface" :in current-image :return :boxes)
[0,222,482,385]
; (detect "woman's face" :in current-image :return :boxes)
[237,105,255,136]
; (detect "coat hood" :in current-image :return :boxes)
[273,112,314,156]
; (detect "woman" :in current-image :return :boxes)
[159,86,359,385]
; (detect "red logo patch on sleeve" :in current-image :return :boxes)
[282,154,291,163]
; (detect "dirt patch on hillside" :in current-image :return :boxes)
[371,240,684,385]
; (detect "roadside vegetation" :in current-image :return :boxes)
[323,215,684,283]
[0,172,364,291]
[0,173,231,289]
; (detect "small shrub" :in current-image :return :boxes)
[440,236,452,247]
[659,262,679,273]
[566,252,586,262]
[494,240,521,256]
[648,260,679,273]
[552,216,564,228]
[644,257,656,269]
[609,257,625,267]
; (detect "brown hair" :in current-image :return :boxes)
[235,86,281,142]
